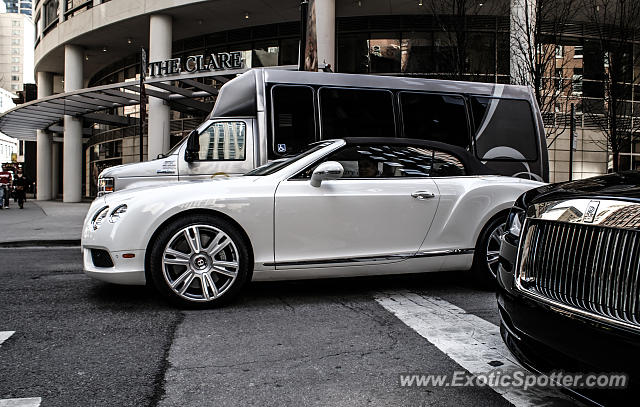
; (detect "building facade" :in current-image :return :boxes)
[2,0,32,16]
[0,0,637,201]
[0,11,34,93]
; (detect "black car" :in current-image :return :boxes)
[497,172,640,405]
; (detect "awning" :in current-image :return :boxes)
[0,68,248,140]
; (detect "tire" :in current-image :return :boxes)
[472,214,507,289]
[148,214,252,308]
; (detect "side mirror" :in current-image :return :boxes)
[310,161,344,187]
[184,130,199,163]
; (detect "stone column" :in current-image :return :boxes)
[63,44,84,203]
[36,71,53,200]
[315,0,335,70]
[510,0,536,84]
[51,141,60,199]
[147,14,172,160]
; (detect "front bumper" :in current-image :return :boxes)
[497,236,640,405]
[81,201,146,285]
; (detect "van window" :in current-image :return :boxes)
[197,122,246,160]
[400,92,470,149]
[271,85,316,156]
[319,87,395,139]
[471,97,538,161]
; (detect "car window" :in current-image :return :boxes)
[319,87,395,139]
[400,92,471,149]
[245,142,332,176]
[294,145,466,179]
[197,121,246,161]
[270,85,316,158]
[471,97,538,161]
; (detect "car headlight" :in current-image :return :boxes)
[92,206,109,230]
[97,177,115,196]
[506,208,525,238]
[109,204,128,223]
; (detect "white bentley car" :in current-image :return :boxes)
[82,138,543,306]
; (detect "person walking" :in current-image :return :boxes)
[13,171,28,209]
[0,183,4,210]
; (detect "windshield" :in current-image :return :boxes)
[163,134,189,156]
[245,142,333,176]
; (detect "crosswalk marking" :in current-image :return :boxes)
[0,398,42,407]
[0,331,15,346]
[374,291,577,407]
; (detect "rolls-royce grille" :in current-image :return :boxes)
[518,219,640,328]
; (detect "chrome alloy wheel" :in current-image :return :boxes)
[162,224,239,302]
[486,222,506,278]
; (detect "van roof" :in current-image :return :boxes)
[209,68,534,119]
[261,69,533,99]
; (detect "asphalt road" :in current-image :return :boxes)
[0,248,581,407]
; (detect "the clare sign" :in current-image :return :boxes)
[147,51,243,78]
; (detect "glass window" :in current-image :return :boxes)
[400,92,470,149]
[574,45,583,58]
[319,87,395,139]
[270,85,316,157]
[471,97,538,161]
[296,144,466,179]
[252,41,278,67]
[197,122,246,161]
[337,34,369,73]
[369,33,401,73]
[401,32,432,73]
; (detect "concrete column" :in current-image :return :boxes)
[63,44,84,202]
[59,0,66,24]
[315,0,335,70]
[36,71,53,200]
[147,14,172,160]
[51,141,60,199]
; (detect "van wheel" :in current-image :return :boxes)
[472,215,507,288]
[149,214,251,307]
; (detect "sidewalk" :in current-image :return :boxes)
[0,200,91,246]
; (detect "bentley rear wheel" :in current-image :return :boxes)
[149,214,251,307]
[472,215,507,288]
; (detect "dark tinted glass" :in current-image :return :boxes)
[271,85,316,157]
[400,92,470,149]
[319,88,395,139]
[296,144,465,179]
[471,97,538,161]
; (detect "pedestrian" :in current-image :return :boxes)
[13,171,28,209]
[0,184,4,210]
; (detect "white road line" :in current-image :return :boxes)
[0,331,15,346]
[0,398,42,407]
[374,290,576,407]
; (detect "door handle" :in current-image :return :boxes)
[411,191,436,200]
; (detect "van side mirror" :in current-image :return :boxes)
[310,161,344,187]
[184,130,199,163]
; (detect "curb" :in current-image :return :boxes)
[0,240,81,248]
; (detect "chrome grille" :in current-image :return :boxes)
[518,219,640,328]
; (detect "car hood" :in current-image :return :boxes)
[99,155,179,179]
[101,175,263,205]
[525,171,640,205]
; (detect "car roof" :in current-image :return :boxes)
[339,137,494,176]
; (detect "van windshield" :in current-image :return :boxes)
[245,142,332,176]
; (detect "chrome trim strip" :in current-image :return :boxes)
[263,248,474,267]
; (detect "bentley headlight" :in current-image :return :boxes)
[98,177,115,196]
[92,206,110,230]
[506,208,525,237]
[109,204,128,223]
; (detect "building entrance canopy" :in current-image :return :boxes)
[0,68,249,140]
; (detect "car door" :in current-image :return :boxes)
[178,119,255,180]
[273,144,441,268]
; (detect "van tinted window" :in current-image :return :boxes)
[319,88,395,138]
[400,92,470,149]
[471,97,538,161]
[271,85,316,156]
